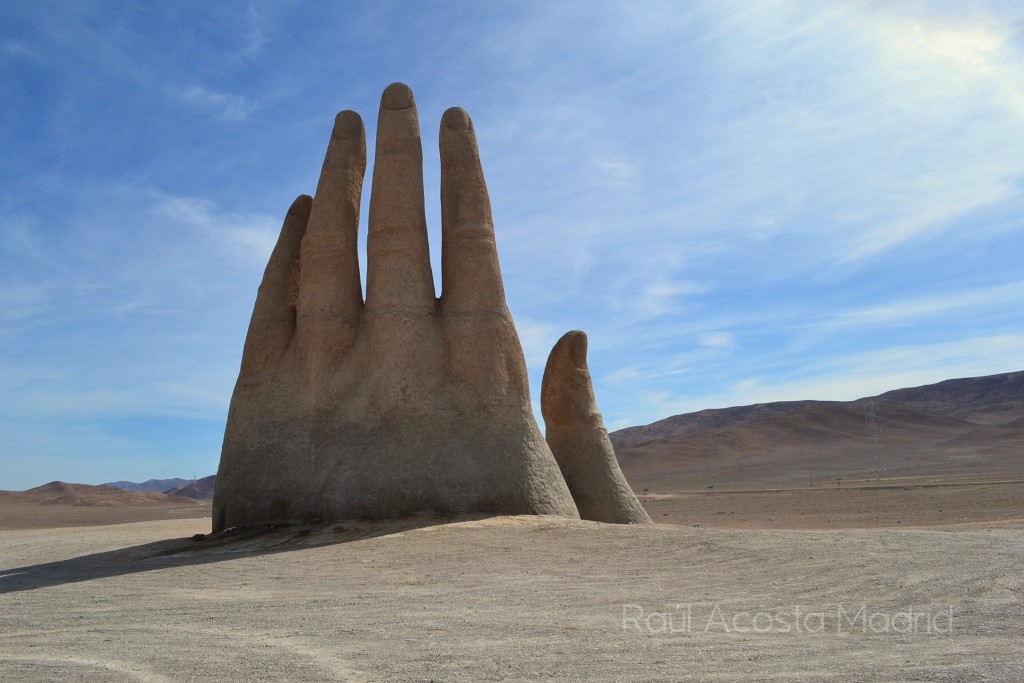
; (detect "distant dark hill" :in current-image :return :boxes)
[164,475,216,500]
[103,478,194,493]
[871,370,1023,423]
[612,371,1023,492]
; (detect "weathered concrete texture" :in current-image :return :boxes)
[213,83,580,530]
[542,331,652,524]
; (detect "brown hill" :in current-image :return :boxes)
[936,417,1024,453]
[870,370,1023,423]
[0,481,210,530]
[16,481,188,507]
[612,371,1023,492]
[611,400,840,449]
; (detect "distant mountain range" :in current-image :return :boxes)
[611,371,1023,491]
[104,476,216,500]
[3,481,205,507]
[91,371,1023,498]
[103,478,195,493]
[162,475,216,500]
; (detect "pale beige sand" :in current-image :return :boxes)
[0,498,211,531]
[1,514,1021,681]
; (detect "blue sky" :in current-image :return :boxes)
[2,1,1022,488]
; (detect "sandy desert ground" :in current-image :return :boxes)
[1,481,1022,682]
[644,477,1024,530]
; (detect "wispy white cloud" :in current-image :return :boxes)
[240,2,267,59]
[2,38,36,58]
[590,156,640,189]
[871,4,1024,120]
[819,281,1024,331]
[0,284,50,320]
[698,331,734,350]
[630,278,707,320]
[148,192,278,262]
[176,85,259,120]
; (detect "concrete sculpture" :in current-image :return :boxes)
[213,83,649,530]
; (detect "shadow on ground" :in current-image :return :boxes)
[0,514,487,594]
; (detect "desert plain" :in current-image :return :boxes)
[1,472,1022,682]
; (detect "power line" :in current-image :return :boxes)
[866,398,887,476]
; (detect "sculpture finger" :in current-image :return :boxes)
[366,82,436,314]
[439,107,506,314]
[238,195,311,381]
[542,331,652,524]
[296,110,366,371]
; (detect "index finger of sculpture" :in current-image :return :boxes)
[238,194,311,382]
[366,82,436,315]
[439,107,506,314]
[296,110,367,372]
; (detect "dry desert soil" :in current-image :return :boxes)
[1,478,1022,681]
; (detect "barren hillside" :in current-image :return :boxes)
[612,371,1023,491]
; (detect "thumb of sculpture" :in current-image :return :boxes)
[542,331,652,524]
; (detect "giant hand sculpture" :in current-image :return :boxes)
[214,83,648,530]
